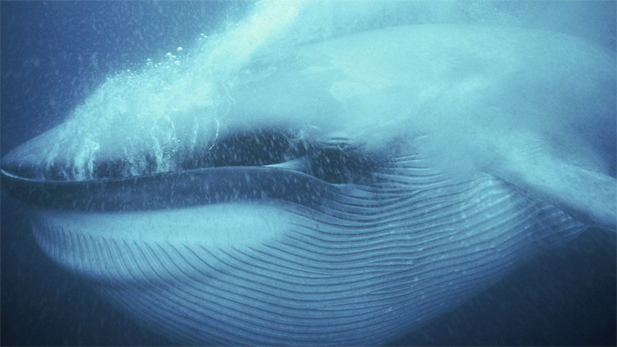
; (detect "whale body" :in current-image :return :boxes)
[2,24,615,345]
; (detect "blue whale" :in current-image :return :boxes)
[2,24,615,345]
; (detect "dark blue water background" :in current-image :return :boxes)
[2,1,615,345]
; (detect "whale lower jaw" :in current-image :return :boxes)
[29,156,584,345]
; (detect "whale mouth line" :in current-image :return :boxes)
[2,127,377,184]
[1,128,383,212]
[1,165,336,211]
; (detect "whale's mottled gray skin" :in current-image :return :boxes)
[2,25,615,345]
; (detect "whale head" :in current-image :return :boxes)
[1,3,615,345]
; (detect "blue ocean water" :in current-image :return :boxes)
[1,1,615,345]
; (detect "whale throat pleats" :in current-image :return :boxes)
[29,154,584,345]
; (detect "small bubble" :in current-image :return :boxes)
[177,47,183,51]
